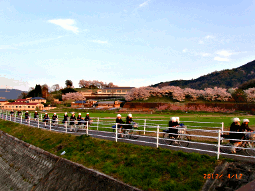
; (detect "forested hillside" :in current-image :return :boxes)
[152,60,255,89]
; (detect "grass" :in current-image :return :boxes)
[0,119,222,191]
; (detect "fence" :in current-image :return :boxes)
[0,110,254,160]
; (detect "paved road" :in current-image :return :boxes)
[2,115,255,162]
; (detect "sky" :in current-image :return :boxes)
[1,0,255,91]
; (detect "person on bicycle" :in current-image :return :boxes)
[115,114,125,137]
[25,111,29,122]
[77,113,82,125]
[52,113,58,126]
[43,113,49,127]
[125,114,134,129]
[10,110,14,117]
[62,112,69,124]
[85,113,92,124]
[240,119,253,140]
[34,111,39,121]
[17,110,22,117]
[229,118,242,153]
[69,112,76,131]
[167,117,179,139]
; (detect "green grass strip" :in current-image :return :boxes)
[0,119,221,191]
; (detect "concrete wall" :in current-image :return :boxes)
[0,130,140,191]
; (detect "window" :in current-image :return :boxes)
[107,90,111,93]
[117,90,121,93]
[122,90,126,93]
[23,106,26,108]
[19,106,21,108]
[28,106,30,108]
[16,106,18,108]
[12,106,14,108]
[32,106,34,108]
[102,90,106,93]
[9,106,11,108]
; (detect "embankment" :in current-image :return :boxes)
[0,130,140,191]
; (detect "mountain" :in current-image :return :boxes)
[152,60,255,90]
[0,89,26,100]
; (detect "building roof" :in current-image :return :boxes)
[30,97,46,100]
[16,99,27,102]
[0,99,7,102]
[97,101,122,104]
[74,100,87,104]
[5,102,40,105]
[102,87,134,90]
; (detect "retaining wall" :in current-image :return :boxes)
[0,130,140,191]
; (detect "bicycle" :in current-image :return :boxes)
[163,126,191,147]
[115,122,140,139]
[220,133,255,156]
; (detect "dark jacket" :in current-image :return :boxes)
[43,115,49,122]
[25,112,29,119]
[52,115,58,122]
[63,115,69,122]
[229,122,242,142]
[85,115,90,121]
[125,116,133,129]
[116,118,124,128]
[168,121,179,127]
[70,115,76,125]
[168,121,179,134]
[240,123,253,132]
[77,116,82,125]
[18,111,22,116]
[34,112,38,118]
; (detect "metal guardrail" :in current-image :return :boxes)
[0,111,254,160]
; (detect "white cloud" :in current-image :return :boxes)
[0,45,17,50]
[201,53,211,57]
[182,48,188,53]
[139,0,150,7]
[48,19,79,34]
[92,40,108,44]
[205,35,215,39]
[216,50,233,57]
[198,40,204,44]
[214,57,230,62]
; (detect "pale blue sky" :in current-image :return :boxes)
[1,0,255,91]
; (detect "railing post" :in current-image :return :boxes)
[156,125,159,148]
[50,119,51,131]
[217,129,221,160]
[65,121,67,133]
[97,117,99,131]
[221,122,224,143]
[144,119,146,135]
[20,115,22,124]
[28,117,30,126]
[10,114,11,121]
[86,121,89,135]
[115,123,118,142]
[41,114,42,120]
[37,118,39,128]
[14,113,16,122]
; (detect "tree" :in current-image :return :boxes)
[231,89,247,102]
[65,80,73,88]
[51,84,60,92]
[61,88,77,94]
[41,84,49,99]
[27,84,42,97]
